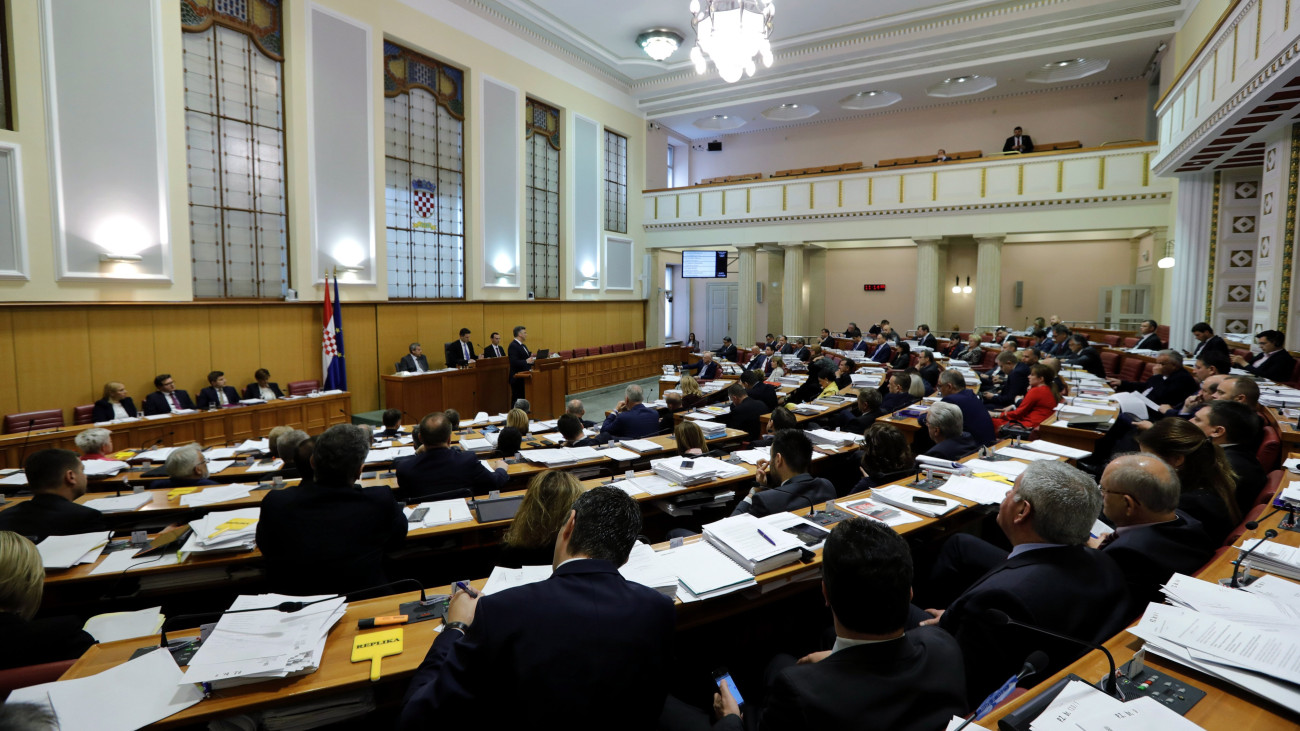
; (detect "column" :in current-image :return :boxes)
[1252,128,1295,338]
[973,234,1005,330]
[733,244,757,349]
[644,248,667,347]
[766,248,784,334]
[1168,173,1214,351]
[780,242,806,337]
[913,237,943,329]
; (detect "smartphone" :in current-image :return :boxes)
[408,507,429,522]
[681,459,695,469]
[912,495,947,506]
[712,668,744,706]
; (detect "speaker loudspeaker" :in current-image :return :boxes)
[1014,281,1024,308]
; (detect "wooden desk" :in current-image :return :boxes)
[382,358,510,423]
[0,394,352,470]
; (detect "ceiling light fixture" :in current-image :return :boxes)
[636,29,684,61]
[1025,57,1109,83]
[689,0,775,84]
[694,114,746,130]
[839,90,901,110]
[761,102,818,120]
[927,74,997,98]
[1157,240,1175,269]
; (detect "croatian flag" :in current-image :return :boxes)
[322,276,347,391]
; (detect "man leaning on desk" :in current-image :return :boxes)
[398,486,675,730]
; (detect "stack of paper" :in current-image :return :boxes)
[183,593,347,688]
[459,437,494,452]
[0,470,28,486]
[204,447,241,460]
[179,483,254,508]
[702,513,804,574]
[841,497,924,527]
[1022,439,1091,459]
[805,429,860,447]
[36,531,111,569]
[964,459,1028,479]
[849,373,884,388]
[81,460,131,477]
[83,492,153,513]
[532,419,559,431]
[1109,391,1159,419]
[872,485,961,517]
[699,404,731,417]
[792,402,830,415]
[658,540,756,601]
[611,474,680,497]
[205,460,235,475]
[83,606,165,642]
[246,458,286,473]
[619,438,662,453]
[364,447,414,464]
[404,499,474,528]
[934,475,1008,505]
[522,446,601,466]
[731,447,771,466]
[994,446,1057,461]
[600,446,641,462]
[234,439,270,454]
[135,447,179,462]
[482,565,553,595]
[180,508,260,557]
[1024,679,1202,730]
[692,420,728,438]
[1233,539,1300,581]
[1260,387,1300,408]
[618,541,678,598]
[651,456,745,486]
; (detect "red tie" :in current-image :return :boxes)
[170,393,180,410]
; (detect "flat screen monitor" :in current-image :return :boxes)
[682,250,728,278]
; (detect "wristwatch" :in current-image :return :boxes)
[444,621,471,635]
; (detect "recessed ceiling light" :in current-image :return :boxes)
[694,114,747,130]
[1026,57,1110,83]
[762,103,819,120]
[927,75,997,97]
[636,29,684,61]
[839,90,901,110]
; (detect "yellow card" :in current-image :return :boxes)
[207,517,257,538]
[351,628,403,681]
[168,487,200,500]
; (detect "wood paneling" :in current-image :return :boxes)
[0,301,644,424]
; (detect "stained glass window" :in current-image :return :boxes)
[526,98,560,300]
[604,130,627,233]
[384,41,465,299]
[181,0,287,299]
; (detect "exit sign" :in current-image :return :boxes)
[863,284,886,292]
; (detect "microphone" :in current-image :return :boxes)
[982,608,1123,698]
[17,418,36,465]
[952,650,1049,730]
[139,431,174,453]
[1229,529,1279,589]
[1245,506,1294,531]
[151,596,342,660]
[341,577,446,624]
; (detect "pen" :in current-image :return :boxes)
[756,528,776,546]
[453,580,480,598]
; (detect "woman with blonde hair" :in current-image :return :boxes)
[768,355,786,381]
[497,471,584,568]
[0,531,95,669]
[679,373,706,409]
[675,421,707,457]
[92,381,138,422]
[496,408,530,457]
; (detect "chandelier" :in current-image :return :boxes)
[688,0,775,84]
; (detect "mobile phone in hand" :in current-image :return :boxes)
[712,667,744,706]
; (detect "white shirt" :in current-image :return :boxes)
[259,386,277,400]
[111,402,128,420]
[412,356,424,373]
[832,633,904,654]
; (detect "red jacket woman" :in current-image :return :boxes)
[993,363,1062,431]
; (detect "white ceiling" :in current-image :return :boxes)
[439,0,1187,139]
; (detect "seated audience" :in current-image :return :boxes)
[91,381,138,422]
[0,450,106,540]
[680,374,707,409]
[1133,319,1164,351]
[1136,418,1240,545]
[154,444,218,489]
[818,328,836,349]
[841,388,884,434]
[889,341,912,370]
[1214,374,1261,409]
[920,461,1129,704]
[743,345,765,372]
[399,487,675,728]
[496,425,524,457]
[0,531,96,669]
[1192,400,1266,513]
[982,351,1029,407]
[266,425,294,457]
[1041,323,1071,357]
[513,398,531,414]
[1107,349,1197,408]
[952,335,983,363]
[915,324,939,350]
[936,370,996,446]
[992,363,1061,432]
[552,413,595,447]
[685,332,700,350]
[1063,334,1105,379]
[74,428,113,460]
[675,421,708,457]
[722,382,767,440]
[741,369,778,411]
[879,373,919,414]
[661,391,685,435]
[397,412,509,501]
[852,423,914,491]
[685,352,721,380]
[496,470,583,568]
[1093,454,1214,609]
[768,355,786,380]
[601,385,660,440]
[753,407,801,447]
[924,402,981,461]
[257,424,407,595]
[197,370,241,409]
[716,336,738,362]
[870,338,894,365]
[244,368,284,400]
[1188,321,1229,359]
[814,369,839,401]
[916,350,940,391]
[1232,329,1296,382]
[376,408,404,438]
[566,399,595,428]
[734,430,835,518]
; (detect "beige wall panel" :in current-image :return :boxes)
[151,309,213,395]
[13,310,92,420]
[0,311,20,420]
[1000,240,1134,325]
[500,303,560,353]
[342,304,379,414]
[375,304,420,374]
[208,309,263,392]
[822,248,918,331]
[87,308,158,402]
[256,307,310,387]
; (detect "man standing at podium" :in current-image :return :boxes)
[508,325,535,402]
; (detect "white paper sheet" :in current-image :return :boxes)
[481,565,554,595]
[83,606,164,643]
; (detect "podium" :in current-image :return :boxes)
[382,357,510,420]
[513,357,566,419]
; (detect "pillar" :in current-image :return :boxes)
[644,248,667,347]
[735,243,757,349]
[913,237,943,330]
[1253,128,1295,339]
[973,234,1005,330]
[1168,173,1214,351]
[780,242,806,337]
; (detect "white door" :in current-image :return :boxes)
[707,282,738,349]
[1098,285,1151,329]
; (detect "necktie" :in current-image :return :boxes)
[463,342,469,361]
[218,389,227,405]
[169,393,179,410]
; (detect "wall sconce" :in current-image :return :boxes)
[579,261,598,287]
[1157,240,1175,269]
[335,264,363,273]
[99,253,143,263]
[952,276,973,294]
[493,254,515,279]
[963,276,972,294]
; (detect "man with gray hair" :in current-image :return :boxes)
[936,369,996,446]
[157,444,216,489]
[513,398,531,414]
[277,429,310,463]
[1093,453,1214,608]
[918,460,1129,704]
[922,402,980,461]
[257,424,407,595]
[73,428,114,460]
[600,383,659,440]
[567,398,595,427]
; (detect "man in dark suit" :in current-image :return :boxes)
[791,339,811,362]
[482,332,506,359]
[733,429,835,518]
[0,449,106,541]
[840,388,884,433]
[196,370,241,409]
[916,350,941,391]
[1063,334,1106,379]
[915,324,938,350]
[1107,349,1197,407]
[565,399,596,428]
[937,370,996,446]
[919,461,1129,704]
[763,333,777,350]
[243,368,285,400]
[722,383,768,439]
[1040,324,1071,356]
[444,328,478,368]
[774,336,791,355]
[982,351,1029,407]
[1189,322,1229,360]
[1233,329,1296,382]
[142,373,196,415]
[1095,454,1214,610]
[153,444,219,490]
[1193,400,1266,512]
[744,346,768,373]
[398,342,430,373]
[685,352,720,379]
[923,403,981,461]
[741,370,778,411]
[507,325,535,402]
[1002,125,1033,153]
[600,385,660,440]
[707,519,966,730]
[849,333,869,353]
[396,412,508,502]
[715,336,738,362]
[556,413,602,447]
[870,340,893,365]
[257,424,407,596]
[398,487,675,730]
[375,408,405,439]
[1133,319,1164,351]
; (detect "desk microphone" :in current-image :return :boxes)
[1229,529,1279,589]
[17,419,36,465]
[1245,506,1294,531]
[982,608,1123,698]
[149,595,342,661]
[952,650,1048,730]
[342,577,447,624]
[139,431,174,453]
